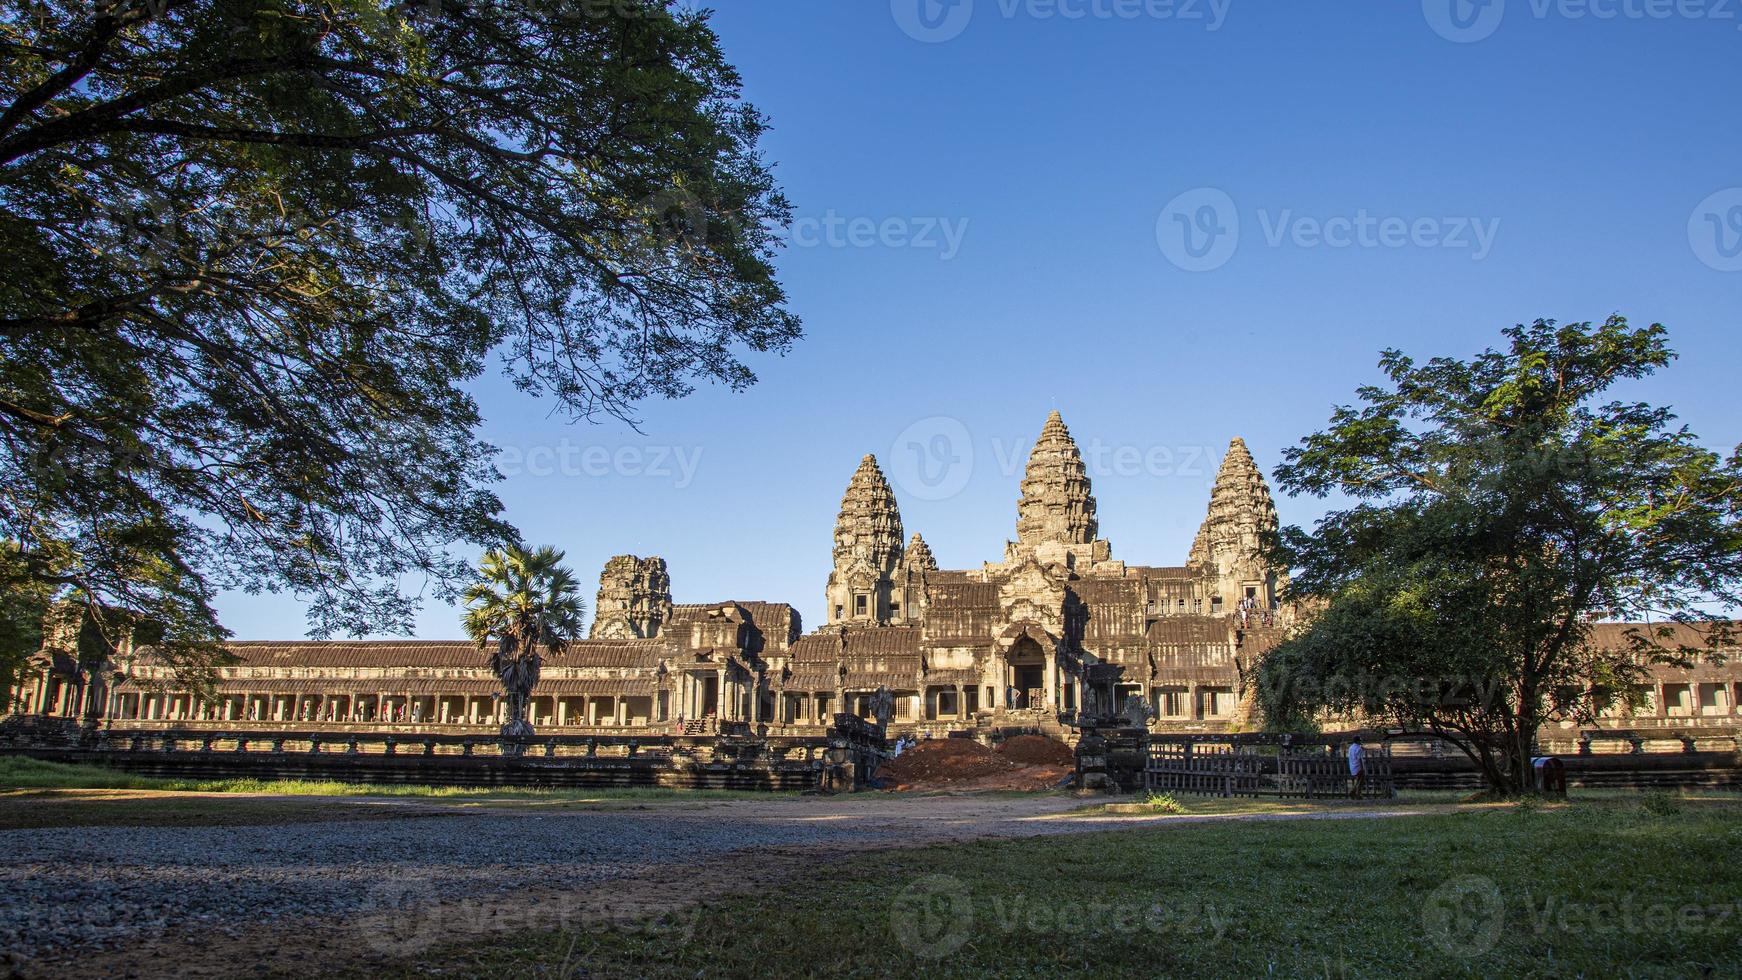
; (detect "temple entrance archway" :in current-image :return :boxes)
[1005,636,1046,709]
[701,674,720,718]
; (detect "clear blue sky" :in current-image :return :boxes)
[218,0,1742,639]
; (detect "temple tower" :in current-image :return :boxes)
[590,555,672,639]
[826,455,905,625]
[1003,411,1112,572]
[1016,411,1098,546]
[1189,437,1286,614]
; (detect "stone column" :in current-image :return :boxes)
[1044,652,1057,711]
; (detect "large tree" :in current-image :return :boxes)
[0,1,798,678]
[1259,317,1742,794]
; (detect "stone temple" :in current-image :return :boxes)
[10,413,1738,741]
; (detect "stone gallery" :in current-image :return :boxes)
[9,413,1739,743]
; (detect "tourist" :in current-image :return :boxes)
[1347,736,1366,799]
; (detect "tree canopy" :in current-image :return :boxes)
[1259,317,1742,793]
[0,0,797,677]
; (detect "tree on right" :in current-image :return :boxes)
[1259,316,1742,795]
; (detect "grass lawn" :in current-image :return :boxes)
[385,793,1742,978]
[0,755,788,802]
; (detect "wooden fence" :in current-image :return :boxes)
[1146,737,1394,799]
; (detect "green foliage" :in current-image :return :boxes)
[0,755,780,800]
[0,541,52,689]
[1640,790,1682,817]
[461,543,585,656]
[0,1,796,676]
[1141,790,1185,813]
[1262,318,1742,794]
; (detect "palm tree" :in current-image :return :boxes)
[462,544,585,740]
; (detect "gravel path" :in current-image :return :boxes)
[0,792,1431,973]
[0,805,879,958]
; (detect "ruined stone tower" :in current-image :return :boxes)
[590,555,672,640]
[1189,437,1286,613]
[825,455,906,625]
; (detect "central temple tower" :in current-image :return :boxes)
[1000,411,1114,574]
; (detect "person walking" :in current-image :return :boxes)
[1347,736,1366,799]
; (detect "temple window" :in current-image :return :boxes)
[854,594,868,615]
[1198,686,1234,717]
[1663,683,1691,716]
[1153,686,1188,716]
[1699,683,1728,716]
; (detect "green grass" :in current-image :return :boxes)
[0,755,786,801]
[382,794,1742,978]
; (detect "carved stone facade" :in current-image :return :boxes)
[11,412,1737,745]
[590,555,672,640]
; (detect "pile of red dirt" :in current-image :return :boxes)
[877,736,1074,792]
[995,734,1076,767]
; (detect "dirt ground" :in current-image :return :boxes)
[875,734,1075,792]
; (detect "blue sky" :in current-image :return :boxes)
[218,0,1742,639]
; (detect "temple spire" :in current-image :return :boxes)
[1015,411,1098,546]
[826,455,905,624]
[1190,437,1285,611]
